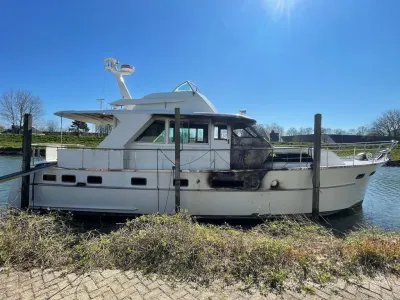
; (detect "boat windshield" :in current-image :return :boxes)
[233,126,272,147]
[173,81,200,93]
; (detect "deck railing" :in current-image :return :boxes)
[32,140,398,171]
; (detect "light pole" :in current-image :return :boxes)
[96,98,105,110]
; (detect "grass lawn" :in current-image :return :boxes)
[0,134,104,148]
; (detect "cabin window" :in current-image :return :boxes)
[87,176,102,184]
[169,121,208,144]
[135,120,165,143]
[62,175,76,183]
[214,125,228,140]
[174,179,189,187]
[131,177,147,186]
[43,174,56,181]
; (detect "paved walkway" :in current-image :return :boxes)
[0,269,399,299]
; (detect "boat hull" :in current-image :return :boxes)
[8,164,377,217]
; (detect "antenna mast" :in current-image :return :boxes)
[104,58,134,99]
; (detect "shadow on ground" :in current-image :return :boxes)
[67,204,368,237]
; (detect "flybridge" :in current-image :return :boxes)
[101,57,218,114]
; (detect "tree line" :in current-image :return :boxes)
[0,89,110,136]
[0,88,399,139]
[284,126,370,136]
[251,110,400,138]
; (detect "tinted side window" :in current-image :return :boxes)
[135,120,165,143]
[169,122,208,143]
[214,125,228,140]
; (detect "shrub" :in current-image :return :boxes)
[341,228,400,274]
[1,210,399,291]
[0,209,77,269]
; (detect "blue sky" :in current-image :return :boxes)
[0,0,399,131]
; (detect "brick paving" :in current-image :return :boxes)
[0,269,399,299]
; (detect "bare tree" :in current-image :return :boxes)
[297,127,313,135]
[370,109,400,138]
[305,127,313,134]
[0,124,4,132]
[333,128,346,135]
[321,127,333,134]
[251,124,267,138]
[46,119,60,132]
[0,89,17,128]
[252,124,284,138]
[356,126,370,135]
[95,124,113,136]
[347,129,357,135]
[286,127,298,136]
[0,89,44,132]
[264,123,285,137]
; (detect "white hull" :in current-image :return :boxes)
[8,163,378,217]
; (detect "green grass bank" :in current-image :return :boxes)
[0,210,399,291]
[0,133,104,148]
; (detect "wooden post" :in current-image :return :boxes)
[60,113,63,145]
[174,108,181,213]
[312,113,322,219]
[21,114,33,209]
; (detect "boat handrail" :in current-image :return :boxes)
[32,140,397,171]
[30,139,398,151]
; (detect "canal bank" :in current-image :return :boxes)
[385,160,400,167]
[0,210,400,296]
[0,147,23,155]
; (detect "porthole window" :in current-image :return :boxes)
[131,177,147,186]
[62,175,76,183]
[87,176,102,184]
[173,179,189,187]
[43,174,56,181]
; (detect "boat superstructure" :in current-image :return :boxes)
[8,58,398,217]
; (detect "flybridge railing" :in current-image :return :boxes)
[31,140,398,171]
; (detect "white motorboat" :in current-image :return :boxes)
[8,58,398,217]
